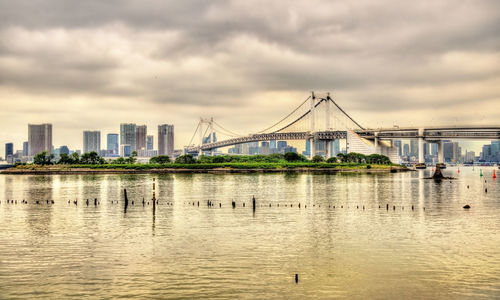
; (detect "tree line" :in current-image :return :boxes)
[32,151,392,166]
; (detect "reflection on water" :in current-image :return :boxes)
[0,167,499,299]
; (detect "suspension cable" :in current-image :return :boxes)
[256,96,311,133]
[327,96,364,130]
[272,98,325,133]
[212,120,244,137]
[187,121,200,146]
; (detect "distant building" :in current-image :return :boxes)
[136,125,147,151]
[107,134,119,155]
[403,143,409,157]
[410,139,418,158]
[121,144,132,157]
[261,141,270,155]
[277,141,287,152]
[22,141,29,156]
[147,135,154,150]
[120,123,137,153]
[59,146,70,155]
[393,140,402,157]
[158,124,174,156]
[5,143,13,158]
[83,131,101,154]
[28,123,52,156]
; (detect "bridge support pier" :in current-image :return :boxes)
[325,140,331,159]
[309,138,315,159]
[418,129,425,164]
[437,140,444,164]
[374,133,380,154]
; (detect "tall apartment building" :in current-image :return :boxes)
[147,135,154,150]
[120,123,137,154]
[136,125,147,151]
[28,124,52,156]
[107,134,119,155]
[83,131,101,154]
[158,124,174,156]
[22,141,29,156]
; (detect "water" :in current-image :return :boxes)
[0,167,499,299]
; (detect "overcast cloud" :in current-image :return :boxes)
[1,0,499,155]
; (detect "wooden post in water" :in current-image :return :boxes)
[124,189,129,213]
[152,178,156,211]
[252,196,256,211]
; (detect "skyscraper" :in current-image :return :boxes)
[120,123,137,153]
[158,124,174,156]
[28,124,52,156]
[22,141,29,156]
[136,125,147,151]
[83,131,101,154]
[107,133,119,155]
[393,140,402,157]
[5,143,13,158]
[147,135,154,150]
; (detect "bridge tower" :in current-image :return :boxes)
[198,117,215,156]
[309,91,316,159]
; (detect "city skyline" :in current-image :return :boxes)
[1,1,499,157]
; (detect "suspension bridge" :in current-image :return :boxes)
[185,92,500,163]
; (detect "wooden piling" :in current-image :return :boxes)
[124,189,129,213]
[252,196,256,211]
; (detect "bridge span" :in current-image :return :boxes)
[186,92,500,164]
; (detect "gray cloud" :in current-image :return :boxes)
[0,0,499,155]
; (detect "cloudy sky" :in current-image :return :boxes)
[1,0,499,156]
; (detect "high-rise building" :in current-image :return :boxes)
[277,141,287,151]
[28,123,52,156]
[22,141,29,156]
[410,139,418,158]
[136,125,147,151]
[59,146,70,155]
[120,123,137,153]
[147,135,154,150]
[83,131,101,154]
[5,143,13,159]
[403,144,410,157]
[158,124,174,156]
[393,140,402,157]
[107,134,119,155]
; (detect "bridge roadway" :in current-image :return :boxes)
[356,126,500,140]
[188,131,347,152]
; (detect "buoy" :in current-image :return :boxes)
[480,169,483,177]
[463,204,471,209]
[458,167,460,173]
[494,170,497,179]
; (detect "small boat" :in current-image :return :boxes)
[436,163,446,169]
[415,163,427,169]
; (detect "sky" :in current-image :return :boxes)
[1,0,499,157]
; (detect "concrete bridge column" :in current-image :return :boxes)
[310,138,315,159]
[374,132,380,154]
[325,140,331,158]
[418,128,425,164]
[437,140,444,164]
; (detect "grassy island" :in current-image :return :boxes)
[2,152,407,174]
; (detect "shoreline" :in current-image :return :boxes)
[0,166,408,175]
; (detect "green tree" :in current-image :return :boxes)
[57,153,72,164]
[80,152,106,164]
[284,152,307,162]
[175,154,196,164]
[70,152,80,164]
[312,155,325,163]
[33,151,54,165]
[114,157,127,164]
[197,155,213,164]
[326,157,337,163]
[336,153,346,162]
[150,155,171,164]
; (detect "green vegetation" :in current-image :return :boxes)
[33,151,54,165]
[27,151,397,171]
[149,155,171,164]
